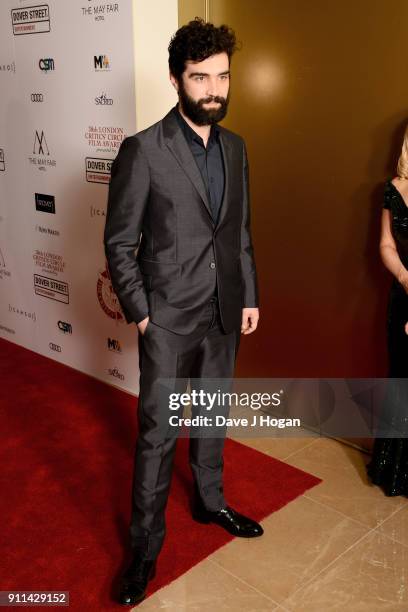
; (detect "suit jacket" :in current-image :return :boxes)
[103,104,259,335]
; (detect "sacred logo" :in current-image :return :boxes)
[97,262,125,322]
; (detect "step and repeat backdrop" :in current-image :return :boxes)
[0,0,144,394]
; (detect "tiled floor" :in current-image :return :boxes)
[137,434,408,611]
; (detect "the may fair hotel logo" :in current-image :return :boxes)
[30,130,56,171]
[82,2,119,22]
[11,5,50,36]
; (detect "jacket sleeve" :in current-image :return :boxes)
[103,136,150,325]
[241,141,259,308]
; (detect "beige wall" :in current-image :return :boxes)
[133,0,178,130]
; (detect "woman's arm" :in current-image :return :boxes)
[379,209,408,293]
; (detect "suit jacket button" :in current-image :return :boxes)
[210,262,216,269]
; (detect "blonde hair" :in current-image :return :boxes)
[397,123,408,179]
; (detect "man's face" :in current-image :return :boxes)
[174,52,230,126]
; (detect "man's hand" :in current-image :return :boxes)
[137,316,150,335]
[241,308,259,335]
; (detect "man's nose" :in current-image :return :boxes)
[206,77,220,98]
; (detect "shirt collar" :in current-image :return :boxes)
[173,103,220,146]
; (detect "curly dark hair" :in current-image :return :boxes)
[168,17,240,81]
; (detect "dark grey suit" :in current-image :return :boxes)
[104,105,259,335]
[104,105,259,559]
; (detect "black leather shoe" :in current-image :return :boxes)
[118,550,156,606]
[192,498,264,538]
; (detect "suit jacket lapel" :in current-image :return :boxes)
[162,108,212,223]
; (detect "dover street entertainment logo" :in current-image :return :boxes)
[11,5,50,35]
[34,274,69,304]
[86,157,112,183]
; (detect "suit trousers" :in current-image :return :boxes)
[129,296,241,559]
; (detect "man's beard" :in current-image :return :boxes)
[177,79,230,126]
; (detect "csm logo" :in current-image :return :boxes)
[58,320,72,334]
[107,337,121,353]
[39,58,54,72]
[49,342,61,352]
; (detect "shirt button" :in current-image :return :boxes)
[210,262,216,269]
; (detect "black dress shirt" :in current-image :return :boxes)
[172,103,225,225]
[172,103,225,301]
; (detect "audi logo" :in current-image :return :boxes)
[49,342,61,352]
[31,93,44,102]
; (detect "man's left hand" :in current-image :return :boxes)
[241,308,259,335]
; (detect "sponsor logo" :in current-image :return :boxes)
[35,223,59,236]
[35,193,55,214]
[97,262,125,322]
[94,54,110,71]
[39,58,54,72]
[82,2,119,22]
[0,61,15,73]
[90,204,106,218]
[34,274,69,304]
[0,247,11,280]
[30,130,56,171]
[49,342,61,352]
[95,92,113,105]
[11,5,51,36]
[0,324,15,335]
[107,337,121,353]
[0,148,4,172]
[108,366,124,380]
[85,126,124,154]
[9,304,36,322]
[33,129,48,154]
[31,93,44,102]
[85,157,112,183]
[58,320,72,334]
[33,249,66,276]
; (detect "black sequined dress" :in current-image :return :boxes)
[366,180,408,496]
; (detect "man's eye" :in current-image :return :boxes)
[195,76,204,81]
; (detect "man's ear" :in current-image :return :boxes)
[169,73,178,92]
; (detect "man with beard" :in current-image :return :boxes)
[104,17,262,606]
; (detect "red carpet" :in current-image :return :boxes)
[0,337,322,609]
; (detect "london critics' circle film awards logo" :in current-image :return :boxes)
[97,263,125,322]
